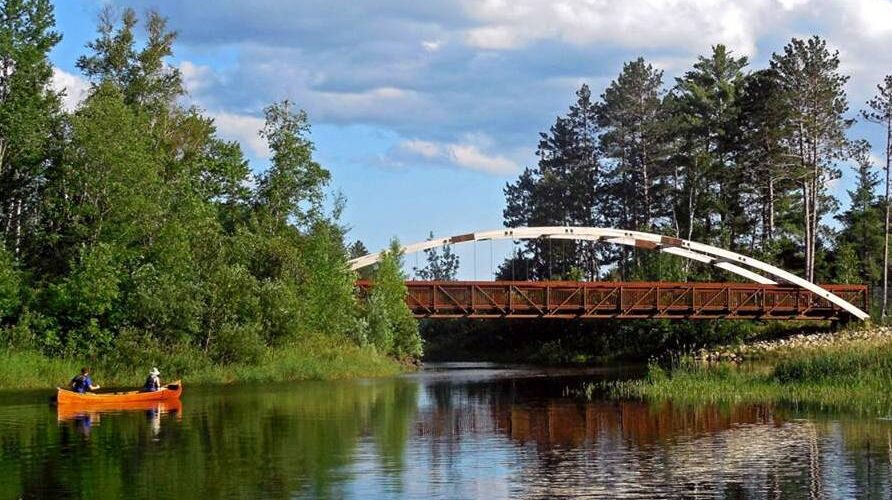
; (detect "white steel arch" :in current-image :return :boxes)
[348,226,870,321]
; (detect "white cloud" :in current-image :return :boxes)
[402,139,442,158]
[422,39,443,52]
[460,0,806,56]
[391,136,519,175]
[210,111,269,158]
[179,61,216,94]
[447,143,517,174]
[847,0,892,38]
[51,67,89,112]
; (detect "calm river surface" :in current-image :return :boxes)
[1,363,892,499]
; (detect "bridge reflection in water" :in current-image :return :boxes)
[358,281,869,321]
[409,370,892,498]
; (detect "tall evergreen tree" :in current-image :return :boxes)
[735,69,797,254]
[770,36,851,282]
[597,58,670,232]
[670,45,748,250]
[836,140,883,285]
[862,74,892,317]
[504,84,603,279]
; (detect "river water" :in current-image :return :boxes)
[1,363,892,499]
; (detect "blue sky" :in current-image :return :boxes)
[48,0,892,276]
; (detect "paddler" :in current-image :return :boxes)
[70,367,100,393]
[143,367,161,392]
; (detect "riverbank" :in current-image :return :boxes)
[604,325,892,414]
[0,339,406,391]
[692,324,892,362]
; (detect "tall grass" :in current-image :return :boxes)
[604,338,892,415]
[0,338,405,391]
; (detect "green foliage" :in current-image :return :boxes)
[413,232,460,280]
[367,240,422,358]
[0,0,63,259]
[294,220,362,342]
[835,140,884,284]
[0,6,421,382]
[834,243,861,284]
[0,247,19,320]
[609,337,892,414]
[255,100,330,230]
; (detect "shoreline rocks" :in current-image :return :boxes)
[692,325,892,362]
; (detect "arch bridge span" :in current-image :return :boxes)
[349,227,870,321]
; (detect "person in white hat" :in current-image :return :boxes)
[143,367,161,392]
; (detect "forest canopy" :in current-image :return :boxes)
[502,41,892,317]
[0,2,421,366]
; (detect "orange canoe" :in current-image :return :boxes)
[57,380,183,405]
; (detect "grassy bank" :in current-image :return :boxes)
[604,336,892,414]
[0,338,406,391]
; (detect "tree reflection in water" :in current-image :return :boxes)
[0,367,890,498]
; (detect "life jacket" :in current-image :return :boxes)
[71,374,88,393]
[144,375,160,392]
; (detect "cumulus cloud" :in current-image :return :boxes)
[104,0,892,176]
[179,60,217,95]
[460,0,802,56]
[422,39,443,52]
[51,67,90,112]
[210,111,269,158]
[389,136,518,174]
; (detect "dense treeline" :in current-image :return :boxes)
[503,39,892,317]
[0,2,420,369]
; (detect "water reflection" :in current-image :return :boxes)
[57,399,183,437]
[0,365,890,498]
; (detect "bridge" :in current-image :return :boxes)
[349,227,871,322]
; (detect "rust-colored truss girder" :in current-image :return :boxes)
[355,281,869,321]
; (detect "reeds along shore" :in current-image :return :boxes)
[0,338,404,391]
[603,329,892,414]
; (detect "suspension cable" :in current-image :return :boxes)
[490,239,494,280]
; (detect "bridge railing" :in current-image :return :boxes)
[356,281,869,321]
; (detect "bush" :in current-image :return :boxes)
[0,247,19,320]
[366,240,421,359]
[209,323,266,364]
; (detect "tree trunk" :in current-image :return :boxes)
[803,179,812,283]
[14,198,21,258]
[768,177,775,243]
[884,120,891,318]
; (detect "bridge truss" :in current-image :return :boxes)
[357,281,868,321]
[349,227,872,321]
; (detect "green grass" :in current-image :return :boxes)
[603,338,892,415]
[0,338,406,391]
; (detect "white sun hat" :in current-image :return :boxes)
[149,367,160,376]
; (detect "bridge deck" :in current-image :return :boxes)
[357,281,869,321]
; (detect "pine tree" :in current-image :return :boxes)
[862,74,892,317]
[598,58,670,232]
[413,232,459,281]
[670,45,748,250]
[504,84,603,279]
[770,36,851,282]
[836,140,883,284]
[735,69,797,254]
